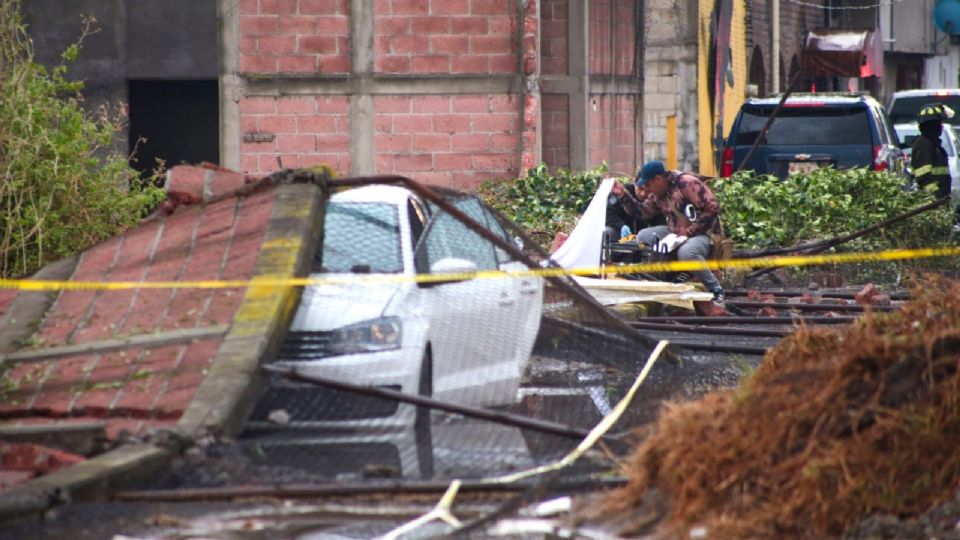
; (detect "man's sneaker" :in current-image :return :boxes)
[711,287,725,305]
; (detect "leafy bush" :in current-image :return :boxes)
[478,162,612,247]
[0,1,164,277]
[712,167,953,251]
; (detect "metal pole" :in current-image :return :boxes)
[262,365,615,443]
[635,315,857,324]
[772,0,780,93]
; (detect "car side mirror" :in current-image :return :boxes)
[420,257,478,287]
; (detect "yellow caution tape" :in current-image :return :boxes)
[1,245,959,291]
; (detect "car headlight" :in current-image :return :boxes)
[328,316,402,355]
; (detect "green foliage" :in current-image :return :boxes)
[478,162,613,247]
[712,167,953,251]
[0,1,164,277]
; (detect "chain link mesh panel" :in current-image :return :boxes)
[143,176,749,498]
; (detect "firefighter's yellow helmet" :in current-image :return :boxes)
[917,102,956,123]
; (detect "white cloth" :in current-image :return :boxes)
[550,178,614,270]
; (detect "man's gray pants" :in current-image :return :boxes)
[636,225,720,290]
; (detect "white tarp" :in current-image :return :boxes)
[549,178,614,270]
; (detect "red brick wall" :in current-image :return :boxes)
[610,94,640,173]
[588,0,636,76]
[239,95,351,173]
[541,0,567,75]
[373,95,520,188]
[374,0,517,74]
[589,0,612,75]
[614,0,636,76]
[589,94,640,175]
[237,0,527,187]
[239,0,351,74]
[542,93,569,168]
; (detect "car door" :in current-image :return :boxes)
[414,197,525,407]
[475,202,544,381]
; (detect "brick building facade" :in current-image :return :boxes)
[222,0,651,188]
[25,0,861,188]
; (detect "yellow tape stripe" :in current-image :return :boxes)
[2,245,958,291]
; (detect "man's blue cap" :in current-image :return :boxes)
[636,161,666,186]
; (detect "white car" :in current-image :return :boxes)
[274,185,544,427]
[894,122,960,191]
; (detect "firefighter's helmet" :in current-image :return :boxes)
[917,102,956,124]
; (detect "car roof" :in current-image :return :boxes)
[890,89,960,98]
[745,92,876,106]
[329,184,415,205]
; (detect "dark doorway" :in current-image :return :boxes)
[128,80,219,177]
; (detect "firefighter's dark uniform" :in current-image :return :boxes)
[911,129,951,198]
[911,103,960,230]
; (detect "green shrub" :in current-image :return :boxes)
[0,1,164,277]
[483,163,952,254]
[712,167,953,251]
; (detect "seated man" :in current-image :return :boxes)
[604,183,665,246]
[610,160,725,305]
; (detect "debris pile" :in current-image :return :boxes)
[604,275,960,538]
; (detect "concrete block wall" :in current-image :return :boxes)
[643,0,698,170]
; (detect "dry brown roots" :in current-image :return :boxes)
[605,274,960,539]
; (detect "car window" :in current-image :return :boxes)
[735,106,872,145]
[319,202,403,273]
[875,106,896,145]
[418,197,499,272]
[946,130,960,157]
[476,205,518,265]
[889,95,960,126]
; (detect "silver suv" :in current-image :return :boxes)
[887,89,960,126]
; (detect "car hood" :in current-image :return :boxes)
[290,279,408,331]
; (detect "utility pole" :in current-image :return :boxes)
[772,0,780,93]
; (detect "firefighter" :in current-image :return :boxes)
[911,102,960,230]
[911,103,951,196]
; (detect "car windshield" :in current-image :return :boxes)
[735,106,872,146]
[889,95,960,126]
[320,202,403,273]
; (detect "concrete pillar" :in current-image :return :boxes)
[218,0,241,170]
[568,0,589,171]
[349,0,375,176]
